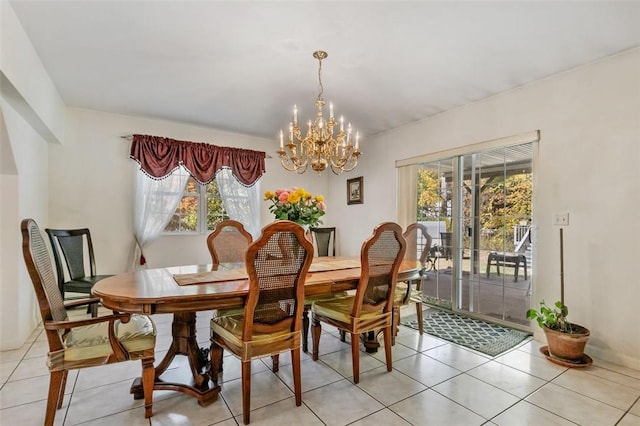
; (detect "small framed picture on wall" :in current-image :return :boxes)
[347,176,363,205]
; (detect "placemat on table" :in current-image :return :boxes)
[173,269,248,286]
[308,259,360,272]
[173,258,361,286]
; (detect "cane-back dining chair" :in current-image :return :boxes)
[207,220,253,319]
[393,222,432,339]
[206,220,253,265]
[311,222,406,383]
[210,221,314,424]
[45,227,112,317]
[22,219,157,426]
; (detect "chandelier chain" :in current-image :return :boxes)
[317,56,324,102]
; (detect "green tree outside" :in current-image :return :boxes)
[165,178,228,232]
[416,170,531,251]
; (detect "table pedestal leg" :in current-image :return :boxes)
[362,331,380,353]
[130,312,220,406]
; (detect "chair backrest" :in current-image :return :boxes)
[403,223,432,266]
[207,220,253,265]
[22,219,69,350]
[310,227,336,257]
[242,221,314,339]
[45,228,97,284]
[353,222,407,317]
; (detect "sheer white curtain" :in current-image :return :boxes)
[132,165,190,270]
[216,168,261,239]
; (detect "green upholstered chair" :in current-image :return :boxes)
[310,226,336,256]
[302,226,347,351]
[22,219,156,426]
[45,227,112,317]
[210,221,313,424]
[311,222,406,383]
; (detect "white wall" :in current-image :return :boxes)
[0,108,22,350]
[49,108,332,272]
[0,2,63,350]
[0,2,65,143]
[326,48,640,368]
[0,101,51,349]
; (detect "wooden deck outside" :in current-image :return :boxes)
[419,256,532,327]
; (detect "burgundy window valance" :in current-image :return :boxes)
[130,134,266,186]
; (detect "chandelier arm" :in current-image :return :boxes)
[327,139,343,169]
[340,153,360,173]
[278,157,298,172]
[279,155,309,173]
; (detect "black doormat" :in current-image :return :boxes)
[401,309,531,357]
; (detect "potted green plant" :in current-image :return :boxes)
[526,229,590,366]
[526,300,590,363]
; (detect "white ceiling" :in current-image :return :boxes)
[9,1,640,141]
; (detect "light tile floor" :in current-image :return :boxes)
[1,306,639,425]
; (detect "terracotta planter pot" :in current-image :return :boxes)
[543,324,590,363]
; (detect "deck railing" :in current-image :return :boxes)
[514,225,531,253]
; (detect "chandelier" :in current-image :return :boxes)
[278,51,361,175]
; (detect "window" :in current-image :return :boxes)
[165,177,229,233]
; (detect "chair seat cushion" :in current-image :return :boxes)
[61,314,156,362]
[311,296,385,324]
[71,274,113,285]
[210,315,293,346]
[304,291,348,308]
[394,282,423,304]
[63,274,113,294]
[214,306,245,318]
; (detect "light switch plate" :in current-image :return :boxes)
[553,212,569,226]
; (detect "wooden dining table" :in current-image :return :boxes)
[92,256,421,406]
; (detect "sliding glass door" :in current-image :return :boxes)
[410,142,534,327]
[415,158,456,310]
[458,144,533,326]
